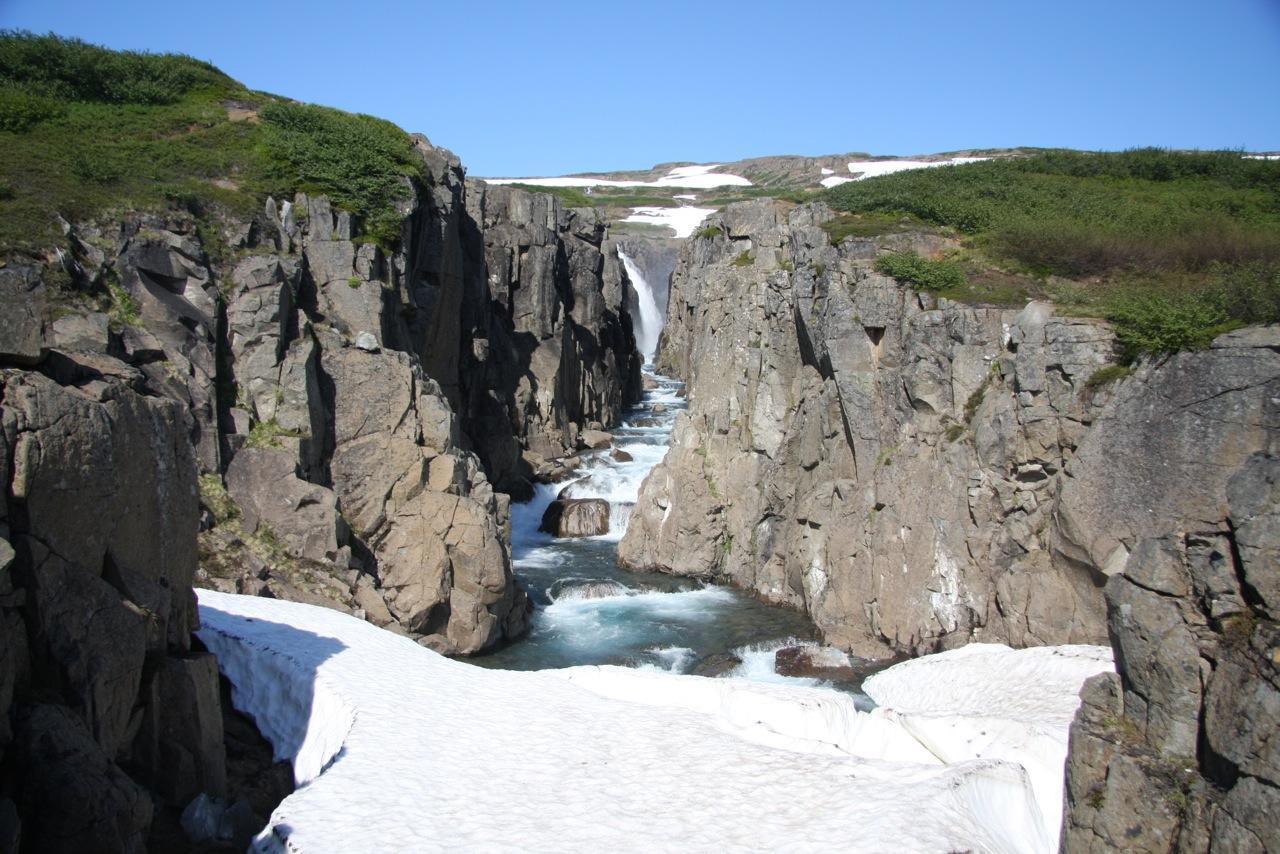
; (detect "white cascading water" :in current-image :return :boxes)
[618,249,663,363]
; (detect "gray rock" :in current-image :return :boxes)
[50,312,110,353]
[132,652,227,806]
[0,263,48,364]
[355,331,380,352]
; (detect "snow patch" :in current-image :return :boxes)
[198,591,1108,853]
[483,163,750,190]
[845,157,990,180]
[864,643,1115,847]
[622,206,716,238]
[819,175,855,188]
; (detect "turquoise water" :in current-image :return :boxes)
[469,374,822,677]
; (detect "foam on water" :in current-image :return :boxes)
[618,249,665,360]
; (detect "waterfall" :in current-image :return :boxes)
[618,249,663,364]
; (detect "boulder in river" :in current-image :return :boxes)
[612,449,634,463]
[579,429,613,450]
[651,403,667,414]
[691,652,743,678]
[774,645,859,680]
[540,499,611,537]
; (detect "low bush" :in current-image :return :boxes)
[874,251,965,291]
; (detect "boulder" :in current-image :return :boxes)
[540,499,611,537]
[612,449,634,463]
[774,645,859,680]
[691,652,743,678]
[580,429,613,449]
[132,652,227,806]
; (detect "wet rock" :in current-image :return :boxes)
[691,652,743,678]
[612,448,634,463]
[774,645,859,680]
[540,498,611,538]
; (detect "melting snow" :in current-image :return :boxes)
[846,157,989,179]
[622,205,716,238]
[198,590,1111,853]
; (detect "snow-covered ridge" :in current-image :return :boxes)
[482,162,752,189]
[198,590,1110,853]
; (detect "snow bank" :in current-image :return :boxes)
[621,205,716,238]
[198,591,1102,853]
[483,163,750,189]
[864,643,1114,847]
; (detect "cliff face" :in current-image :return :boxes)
[1060,347,1279,850]
[0,299,224,848]
[621,200,1278,662]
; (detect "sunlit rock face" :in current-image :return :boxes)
[622,198,1279,663]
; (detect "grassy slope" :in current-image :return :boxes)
[823,149,1280,357]
[0,31,423,253]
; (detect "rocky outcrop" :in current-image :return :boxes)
[0,353,223,851]
[466,183,642,470]
[621,199,1279,663]
[1060,453,1279,849]
[25,136,643,657]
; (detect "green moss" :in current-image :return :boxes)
[944,424,966,443]
[347,275,361,288]
[732,250,754,267]
[198,473,239,524]
[245,417,304,449]
[694,224,720,239]
[106,279,140,331]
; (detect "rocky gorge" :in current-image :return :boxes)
[0,37,1277,850]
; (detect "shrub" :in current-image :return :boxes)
[695,224,720,239]
[1083,364,1135,389]
[875,251,966,292]
[732,250,753,267]
[0,30,227,104]
[1103,290,1233,358]
[0,85,63,130]
[258,101,421,246]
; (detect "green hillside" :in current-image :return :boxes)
[0,31,422,251]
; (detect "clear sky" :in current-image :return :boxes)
[3,0,1278,176]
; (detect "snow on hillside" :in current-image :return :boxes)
[622,205,716,238]
[483,163,752,189]
[197,590,1110,853]
[839,156,991,183]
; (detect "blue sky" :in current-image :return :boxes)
[4,0,1278,175]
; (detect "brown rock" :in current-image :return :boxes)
[540,499,611,537]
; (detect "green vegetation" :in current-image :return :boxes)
[732,250,754,267]
[504,183,596,208]
[694,224,721,239]
[822,211,927,244]
[245,417,304,449]
[197,473,240,524]
[1083,364,1135,389]
[874,251,966,292]
[829,149,1280,356]
[106,278,141,330]
[0,31,422,251]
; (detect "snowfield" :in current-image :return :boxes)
[197,590,1110,853]
[621,205,716,238]
[482,163,751,189]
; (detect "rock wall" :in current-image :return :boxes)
[621,199,1278,664]
[0,298,226,849]
[7,137,640,665]
[1060,339,1279,850]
